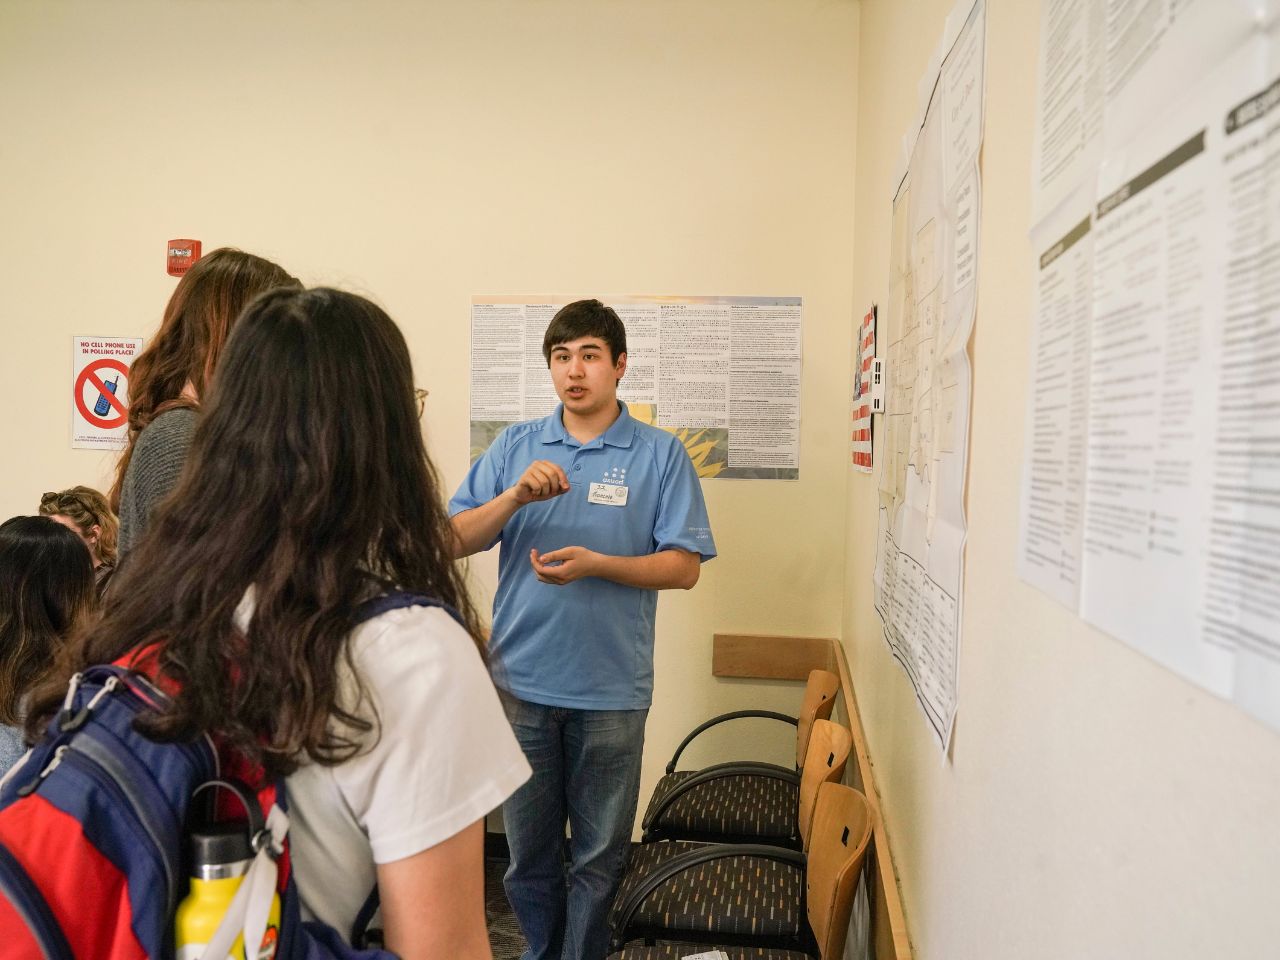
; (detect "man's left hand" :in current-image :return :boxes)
[530,546,601,585]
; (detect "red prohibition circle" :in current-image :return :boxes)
[74,358,131,430]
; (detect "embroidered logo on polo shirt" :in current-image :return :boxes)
[601,466,627,486]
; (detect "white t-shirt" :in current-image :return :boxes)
[284,603,531,935]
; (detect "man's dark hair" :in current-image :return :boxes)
[541,299,627,364]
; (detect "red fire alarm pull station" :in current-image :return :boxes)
[167,239,202,276]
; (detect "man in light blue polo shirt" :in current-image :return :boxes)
[450,299,715,960]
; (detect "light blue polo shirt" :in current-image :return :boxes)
[449,403,716,710]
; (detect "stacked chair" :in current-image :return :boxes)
[608,719,865,957]
[607,781,874,960]
[640,669,841,849]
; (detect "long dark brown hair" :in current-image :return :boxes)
[110,247,299,510]
[29,288,481,778]
[0,517,96,726]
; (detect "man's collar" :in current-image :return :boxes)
[538,407,570,444]
[538,402,636,448]
[600,402,637,448]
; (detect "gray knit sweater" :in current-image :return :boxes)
[117,408,198,556]
[0,724,25,777]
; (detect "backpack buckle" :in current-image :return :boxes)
[58,677,120,734]
[16,745,68,798]
[250,827,281,859]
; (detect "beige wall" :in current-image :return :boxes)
[8,2,1275,956]
[844,1,1280,958]
[0,0,858,819]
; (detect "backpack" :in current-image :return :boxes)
[0,591,452,959]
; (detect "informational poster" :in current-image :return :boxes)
[71,336,143,449]
[1028,0,1249,223]
[1017,192,1092,611]
[470,296,802,480]
[851,305,876,473]
[873,0,985,752]
[1018,0,1280,733]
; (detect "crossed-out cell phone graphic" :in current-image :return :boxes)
[94,376,119,416]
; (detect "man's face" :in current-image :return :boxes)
[548,336,626,419]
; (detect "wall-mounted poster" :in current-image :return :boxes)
[852,304,877,473]
[470,295,802,480]
[873,0,985,753]
[71,336,143,449]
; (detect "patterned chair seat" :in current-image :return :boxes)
[643,771,800,845]
[609,942,811,960]
[610,841,805,945]
[639,671,839,851]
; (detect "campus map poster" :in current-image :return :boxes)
[1017,0,1280,734]
[872,0,985,752]
[469,296,802,480]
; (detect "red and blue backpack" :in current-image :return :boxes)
[0,591,448,959]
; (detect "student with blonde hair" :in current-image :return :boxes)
[38,485,118,596]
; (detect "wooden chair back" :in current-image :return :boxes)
[795,669,840,769]
[798,719,852,848]
[806,782,874,959]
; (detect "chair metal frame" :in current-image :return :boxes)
[611,720,854,954]
[610,781,874,958]
[610,843,811,953]
[639,670,839,846]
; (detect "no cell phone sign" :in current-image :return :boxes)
[72,337,143,449]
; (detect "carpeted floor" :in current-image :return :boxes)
[486,857,527,960]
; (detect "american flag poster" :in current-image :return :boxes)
[851,305,876,471]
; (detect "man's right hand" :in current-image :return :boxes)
[452,460,571,559]
[510,460,571,505]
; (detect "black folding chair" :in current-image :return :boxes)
[640,669,840,849]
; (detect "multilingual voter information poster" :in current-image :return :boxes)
[71,336,144,449]
[1017,0,1280,734]
[469,296,802,480]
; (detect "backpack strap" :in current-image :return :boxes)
[262,589,457,952]
[350,887,382,948]
[0,845,74,960]
[352,589,463,628]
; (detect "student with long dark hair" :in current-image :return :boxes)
[0,516,96,774]
[30,287,529,958]
[112,247,299,554]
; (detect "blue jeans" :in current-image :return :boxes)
[497,689,648,960]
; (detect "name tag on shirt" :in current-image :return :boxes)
[588,482,629,506]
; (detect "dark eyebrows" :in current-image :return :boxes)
[550,341,606,355]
